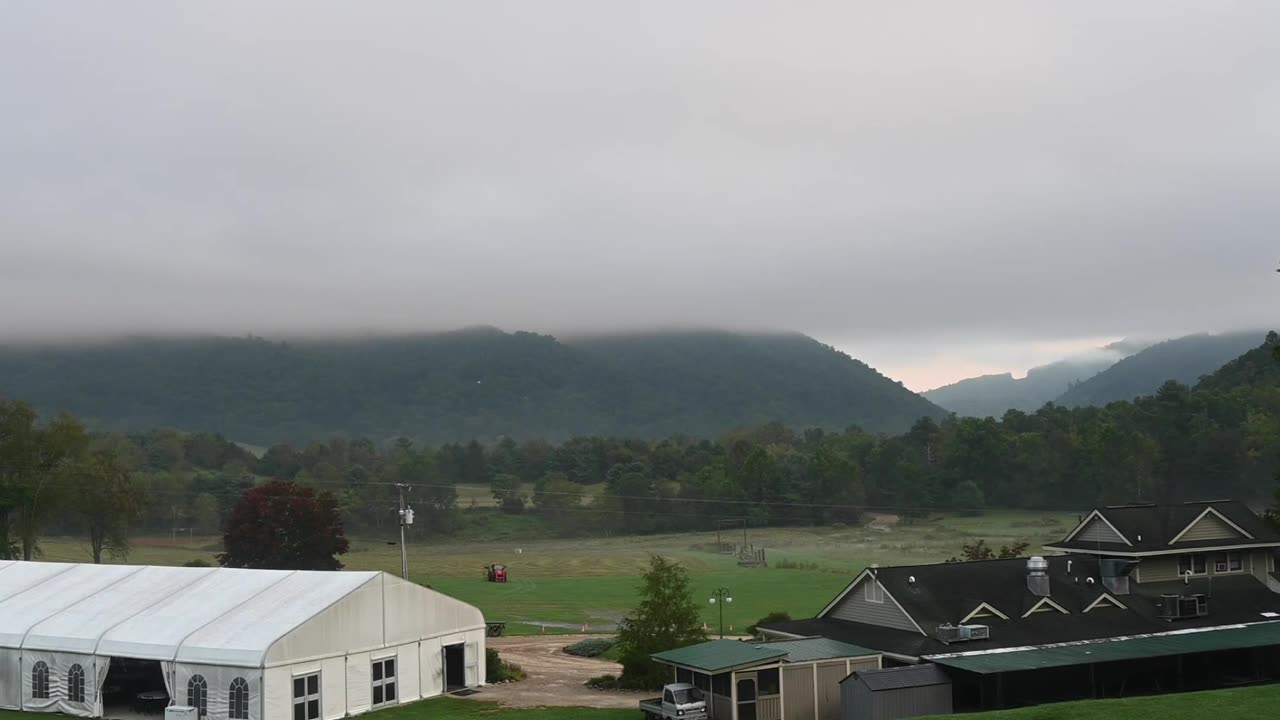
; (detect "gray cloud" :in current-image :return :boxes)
[2,2,1277,384]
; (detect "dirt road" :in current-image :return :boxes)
[468,635,642,708]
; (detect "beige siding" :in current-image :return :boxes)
[847,657,880,674]
[816,662,846,720]
[1176,513,1245,543]
[781,666,814,720]
[710,693,733,720]
[758,696,782,720]
[826,578,918,633]
[1140,556,1181,583]
[1138,550,1266,584]
[1077,518,1126,544]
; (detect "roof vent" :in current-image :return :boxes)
[908,576,916,584]
[935,624,990,644]
[1027,556,1050,597]
[1158,593,1209,620]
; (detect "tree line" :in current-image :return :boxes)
[1,333,1276,559]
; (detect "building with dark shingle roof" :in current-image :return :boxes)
[760,500,1280,714]
[841,664,951,720]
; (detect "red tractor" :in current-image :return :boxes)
[484,564,508,583]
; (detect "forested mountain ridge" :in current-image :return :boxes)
[1054,331,1266,408]
[924,356,1119,418]
[0,329,946,445]
[1196,331,1280,391]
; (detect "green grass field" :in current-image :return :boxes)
[32,510,1073,632]
[922,683,1280,719]
[0,699,633,720]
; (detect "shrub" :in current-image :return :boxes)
[775,558,818,570]
[485,649,526,683]
[565,638,617,658]
[586,674,620,690]
[747,611,792,635]
[183,559,212,567]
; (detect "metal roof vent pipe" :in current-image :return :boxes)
[1027,556,1050,597]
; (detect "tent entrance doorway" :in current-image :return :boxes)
[443,644,466,692]
[102,658,168,718]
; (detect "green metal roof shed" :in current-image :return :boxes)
[653,640,787,673]
[927,621,1280,675]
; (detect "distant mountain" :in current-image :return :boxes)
[0,329,946,445]
[1195,331,1280,392]
[1055,331,1267,407]
[924,356,1120,418]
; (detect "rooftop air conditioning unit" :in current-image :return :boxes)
[1158,593,1209,620]
[962,624,991,640]
[935,624,963,643]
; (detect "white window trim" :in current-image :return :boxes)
[1213,552,1245,574]
[1063,510,1133,546]
[1084,593,1128,612]
[864,578,884,604]
[960,603,1009,623]
[293,672,321,720]
[1179,553,1209,576]
[1021,596,1070,618]
[1169,507,1254,545]
[371,657,397,707]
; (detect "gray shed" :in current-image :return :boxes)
[840,664,951,720]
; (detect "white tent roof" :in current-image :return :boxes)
[0,561,382,666]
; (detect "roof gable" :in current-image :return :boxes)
[1170,507,1253,544]
[1063,511,1132,546]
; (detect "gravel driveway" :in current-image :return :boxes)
[464,634,643,708]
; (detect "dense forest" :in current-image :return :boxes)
[0,329,944,444]
[2,333,1276,559]
[1055,331,1264,407]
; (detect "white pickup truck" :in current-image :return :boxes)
[639,683,708,720]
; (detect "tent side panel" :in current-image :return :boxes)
[466,629,486,686]
[174,663,262,720]
[263,666,291,720]
[321,657,346,720]
[397,643,420,701]
[0,650,18,710]
[265,580,383,667]
[419,638,443,699]
[345,652,372,716]
[20,650,96,717]
[381,576,484,646]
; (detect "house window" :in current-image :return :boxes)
[292,673,320,720]
[372,657,397,707]
[229,678,250,720]
[1215,552,1243,573]
[188,675,209,717]
[864,579,884,604]
[757,668,780,696]
[32,661,50,700]
[1178,554,1207,576]
[68,664,86,704]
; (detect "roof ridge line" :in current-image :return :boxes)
[92,565,221,657]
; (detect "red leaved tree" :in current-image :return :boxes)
[218,480,350,570]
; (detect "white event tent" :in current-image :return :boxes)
[0,560,486,720]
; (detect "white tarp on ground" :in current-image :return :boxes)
[0,560,486,720]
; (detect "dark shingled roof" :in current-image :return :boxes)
[763,553,1280,658]
[844,663,951,690]
[1047,501,1280,554]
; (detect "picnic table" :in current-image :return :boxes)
[135,690,169,716]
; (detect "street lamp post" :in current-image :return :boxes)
[709,587,733,638]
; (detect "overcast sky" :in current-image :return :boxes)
[2,2,1277,390]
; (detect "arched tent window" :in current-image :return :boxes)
[188,675,208,717]
[229,678,250,720]
[32,662,50,700]
[68,664,86,703]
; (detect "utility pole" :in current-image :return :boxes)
[396,483,414,580]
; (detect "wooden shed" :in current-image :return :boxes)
[653,638,881,720]
[840,664,951,720]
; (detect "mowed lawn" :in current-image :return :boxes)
[0,699,631,720]
[32,511,1075,631]
[922,683,1280,719]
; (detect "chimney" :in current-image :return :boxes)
[1027,556,1050,597]
[1100,558,1140,595]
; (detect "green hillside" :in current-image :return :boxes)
[0,329,945,445]
[1196,331,1280,391]
[1055,331,1265,408]
[924,358,1116,418]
